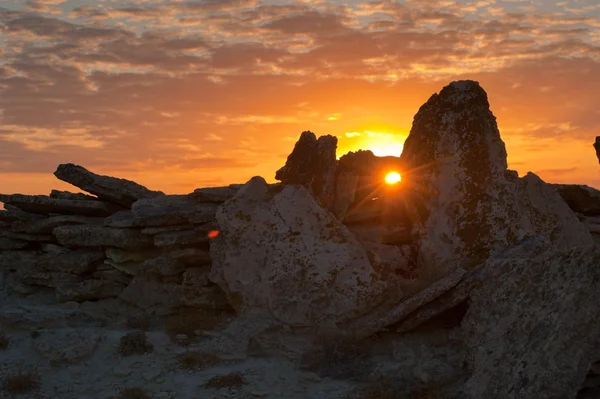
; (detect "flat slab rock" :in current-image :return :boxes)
[11,214,104,234]
[54,225,153,248]
[188,184,242,202]
[462,239,600,399]
[210,176,405,328]
[54,163,164,207]
[0,193,122,216]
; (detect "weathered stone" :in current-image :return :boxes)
[0,250,39,271]
[462,241,600,399]
[140,255,187,276]
[18,270,83,288]
[54,225,153,248]
[182,267,211,286]
[37,249,105,274]
[169,248,211,266]
[0,194,122,216]
[49,190,97,201]
[41,243,70,254]
[118,195,219,227]
[5,272,39,295]
[330,170,359,220]
[0,237,28,250]
[12,215,103,234]
[188,185,242,203]
[553,184,600,216]
[363,242,413,279]
[104,259,142,276]
[275,131,338,207]
[153,229,207,247]
[594,137,600,164]
[398,80,593,279]
[92,269,131,285]
[0,208,46,222]
[55,280,125,302]
[54,163,164,207]
[33,328,100,363]
[140,224,194,235]
[104,247,159,263]
[210,176,404,327]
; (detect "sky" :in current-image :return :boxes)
[1,0,600,198]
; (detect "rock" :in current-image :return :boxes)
[210,176,403,327]
[140,255,187,276]
[141,224,194,235]
[181,267,211,286]
[169,248,211,266]
[119,273,180,310]
[461,241,600,399]
[399,80,593,279]
[18,270,83,288]
[54,163,164,207]
[41,243,70,254]
[275,131,337,207]
[49,190,97,201]
[174,282,231,309]
[330,170,359,220]
[0,237,28,250]
[105,247,160,263]
[153,229,207,247]
[0,208,47,222]
[552,184,600,216]
[55,279,126,302]
[363,242,413,279]
[594,137,600,163]
[37,248,105,274]
[188,185,242,202]
[0,194,122,216]
[32,328,100,363]
[92,269,131,285]
[106,196,219,227]
[11,214,103,234]
[54,225,153,248]
[104,259,142,276]
[0,230,54,242]
[5,271,40,295]
[0,250,39,271]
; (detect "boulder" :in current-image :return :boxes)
[53,225,153,248]
[54,163,164,207]
[188,185,242,202]
[398,80,592,279]
[55,279,126,302]
[275,131,337,207]
[210,176,404,327]
[462,240,600,399]
[552,184,600,216]
[0,194,122,216]
[11,215,103,234]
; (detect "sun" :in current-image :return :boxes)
[385,171,402,185]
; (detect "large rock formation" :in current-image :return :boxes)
[209,176,408,328]
[399,80,592,279]
[594,137,600,163]
[275,131,337,208]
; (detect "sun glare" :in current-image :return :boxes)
[385,171,402,184]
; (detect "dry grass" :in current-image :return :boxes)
[301,337,374,381]
[176,350,220,371]
[118,331,153,356]
[0,332,8,350]
[163,307,232,343]
[205,372,245,389]
[3,368,40,395]
[118,387,150,399]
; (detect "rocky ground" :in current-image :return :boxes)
[3,80,600,399]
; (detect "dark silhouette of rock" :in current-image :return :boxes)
[0,194,122,216]
[275,131,337,207]
[594,137,600,163]
[54,163,164,207]
[553,184,600,216]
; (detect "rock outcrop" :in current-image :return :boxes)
[399,80,592,280]
[275,131,337,208]
[594,136,600,163]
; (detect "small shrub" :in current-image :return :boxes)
[3,368,40,395]
[118,331,153,356]
[301,337,373,381]
[176,350,220,371]
[0,332,8,350]
[118,387,150,399]
[205,372,245,389]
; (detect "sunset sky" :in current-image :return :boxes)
[1,0,600,198]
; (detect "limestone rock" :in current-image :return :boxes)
[398,80,593,279]
[55,279,125,302]
[0,193,122,216]
[18,270,83,288]
[188,184,242,202]
[92,269,131,285]
[104,247,160,263]
[54,225,153,248]
[552,184,600,216]
[49,190,97,201]
[37,248,105,274]
[32,328,100,363]
[462,242,600,399]
[0,208,46,222]
[330,170,359,220]
[0,237,28,250]
[11,214,103,234]
[0,250,39,271]
[275,131,337,207]
[140,255,187,276]
[104,258,142,276]
[153,229,207,247]
[140,224,194,235]
[210,176,403,327]
[54,163,164,207]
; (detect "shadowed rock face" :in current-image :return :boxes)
[594,137,600,163]
[399,80,592,279]
[275,131,337,207]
